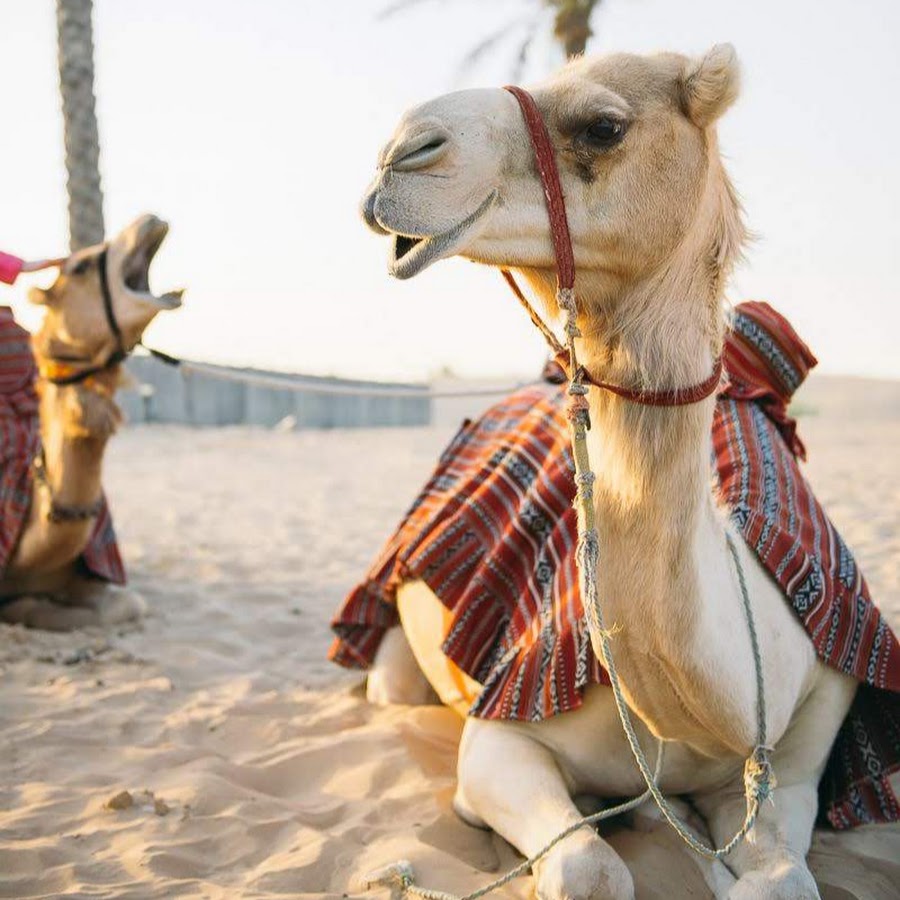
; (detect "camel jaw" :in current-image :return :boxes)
[386,192,498,280]
[120,217,184,309]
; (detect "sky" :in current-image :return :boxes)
[1,0,898,382]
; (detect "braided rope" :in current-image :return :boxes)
[57,0,105,251]
[366,287,775,899]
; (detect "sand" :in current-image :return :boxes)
[0,375,898,899]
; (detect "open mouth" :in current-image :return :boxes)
[388,191,498,280]
[122,219,183,309]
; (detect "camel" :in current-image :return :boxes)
[356,47,870,899]
[0,214,182,631]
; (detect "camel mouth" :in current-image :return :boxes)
[121,219,184,309]
[387,191,498,280]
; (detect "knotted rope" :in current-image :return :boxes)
[559,289,775,862]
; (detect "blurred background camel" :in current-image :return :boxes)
[0,214,182,630]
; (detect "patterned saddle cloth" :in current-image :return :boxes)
[0,306,124,584]
[330,301,900,829]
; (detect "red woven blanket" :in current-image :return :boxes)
[0,306,124,584]
[331,301,900,830]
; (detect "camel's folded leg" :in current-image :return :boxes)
[366,625,437,706]
[0,579,145,631]
[697,780,821,900]
[455,717,635,900]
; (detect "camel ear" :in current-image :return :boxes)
[28,286,55,306]
[681,43,740,128]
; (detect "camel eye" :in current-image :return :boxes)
[584,117,625,148]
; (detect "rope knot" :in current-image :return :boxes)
[364,860,415,897]
[744,746,777,807]
[574,470,595,502]
[556,286,577,314]
[567,381,588,396]
[566,394,591,421]
[566,392,590,424]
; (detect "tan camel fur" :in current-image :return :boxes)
[0,214,182,631]
[360,47,861,900]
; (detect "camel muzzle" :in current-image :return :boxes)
[115,215,183,310]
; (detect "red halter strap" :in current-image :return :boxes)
[502,85,722,407]
[504,86,576,293]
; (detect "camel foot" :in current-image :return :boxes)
[366,625,437,706]
[0,586,145,631]
[727,857,819,900]
[532,828,634,900]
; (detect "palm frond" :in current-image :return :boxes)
[378,0,447,22]
[456,13,532,77]
[510,13,542,82]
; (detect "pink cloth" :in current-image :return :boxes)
[0,252,24,286]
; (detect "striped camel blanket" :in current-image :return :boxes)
[330,301,900,830]
[0,306,124,583]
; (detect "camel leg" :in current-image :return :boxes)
[696,779,820,899]
[695,669,856,900]
[366,625,437,706]
[455,718,635,900]
[0,579,145,631]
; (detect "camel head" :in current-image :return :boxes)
[362,46,746,335]
[29,214,183,366]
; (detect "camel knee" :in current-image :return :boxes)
[366,625,435,706]
[533,829,634,900]
[91,587,146,625]
[1,595,93,630]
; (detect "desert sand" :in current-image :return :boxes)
[0,375,898,899]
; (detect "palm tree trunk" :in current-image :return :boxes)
[56,0,105,251]
[550,0,599,59]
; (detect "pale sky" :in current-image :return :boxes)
[2,0,898,381]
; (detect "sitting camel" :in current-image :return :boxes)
[0,214,182,631]
[340,46,900,899]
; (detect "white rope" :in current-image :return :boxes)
[366,286,775,899]
[157,359,533,400]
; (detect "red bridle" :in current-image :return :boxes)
[502,85,723,407]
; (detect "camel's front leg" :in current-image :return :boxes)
[696,780,820,900]
[455,718,634,900]
[697,668,856,899]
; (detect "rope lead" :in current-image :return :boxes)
[365,287,773,899]
[365,285,774,898]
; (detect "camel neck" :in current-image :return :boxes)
[570,273,750,752]
[38,385,113,511]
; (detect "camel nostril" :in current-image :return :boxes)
[386,129,450,172]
